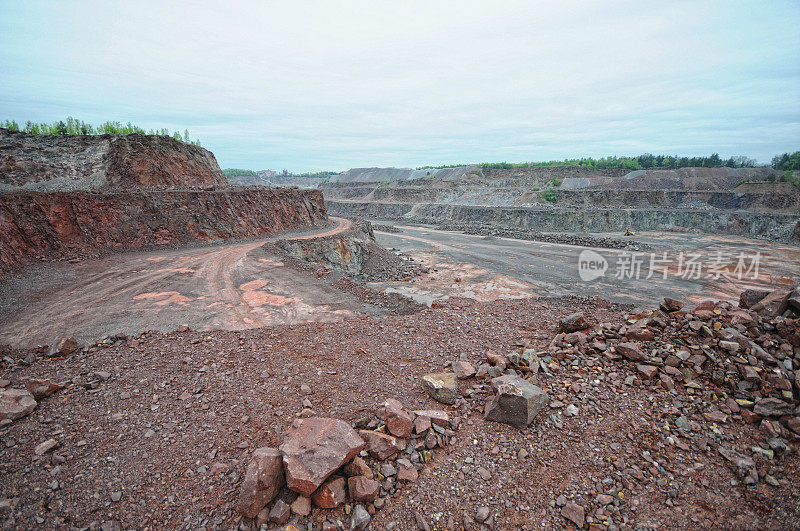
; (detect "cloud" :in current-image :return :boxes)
[1,0,798,170]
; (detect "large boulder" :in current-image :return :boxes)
[236,447,284,518]
[751,289,791,317]
[615,342,647,362]
[0,388,37,421]
[47,337,79,357]
[739,289,771,309]
[484,375,549,429]
[384,398,413,438]
[279,418,364,496]
[559,312,590,333]
[359,430,403,460]
[311,476,347,509]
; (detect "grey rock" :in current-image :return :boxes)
[421,372,457,405]
[484,375,549,428]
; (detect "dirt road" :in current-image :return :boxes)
[370,223,800,306]
[0,218,376,348]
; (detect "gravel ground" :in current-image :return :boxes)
[0,296,797,530]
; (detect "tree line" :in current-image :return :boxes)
[420,153,767,171]
[1,117,202,146]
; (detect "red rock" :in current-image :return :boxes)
[559,312,590,332]
[343,456,372,478]
[413,410,450,428]
[693,310,715,321]
[615,343,646,362]
[562,501,585,528]
[311,476,346,508]
[626,328,655,342]
[452,360,476,379]
[396,458,418,483]
[279,418,365,496]
[703,411,728,423]
[739,289,770,309]
[359,430,403,460]
[636,364,658,380]
[348,476,380,502]
[384,398,413,438]
[751,289,791,317]
[741,409,761,424]
[754,398,793,417]
[660,298,684,312]
[236,447,284,518]
[0,388,37,421]
[268,499,290,524]
[25,379,63,400]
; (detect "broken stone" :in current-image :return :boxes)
[0,389,37,421]
[48,337,79,357]
[359,430,403,460]
[739,289,770,309]
[615,343,646,362]
[269,499,290,524]
[396,458,418,482]
[291,495,311,516]
[636,364,658,380]
[348,476,380,502]
[559,312,590,333]
[754,398,793,418]
[421,372,457,405]
[751,289,791,317]
[562,501,585,528]
[311,476,346,509]
[279,417,365,496]
[34,438,59,456]
[484,374,549,429]
[350,504,370,530]
[25,380,63,400]
[452,361,476,379]
[413,410,450,428]
[343,456,372,478]
[236,447,284,518]
[384,398,413,438]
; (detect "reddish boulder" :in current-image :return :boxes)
[0,388,37,421]
[25,379,63,400]
[559,312,590,333]
[359,430,403,460]
[751,289,791,318]
[311,476,346,509]
[615,343,646,362]
[348,476,380,502]
[384,398,413,438]
[236,447,284,518]
[739,288,771,309]
[279,418,365,496]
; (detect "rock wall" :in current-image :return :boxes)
[325,200,800,243]
[0,188,327,274]
[0,129,226,192]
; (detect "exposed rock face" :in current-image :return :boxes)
[0,129,226,192]
[0,188,327,275]
[279,418,365,496]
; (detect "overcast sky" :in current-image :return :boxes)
[1,1,799,171]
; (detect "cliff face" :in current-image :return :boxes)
[0,188,327,274]
[0,129,226,192]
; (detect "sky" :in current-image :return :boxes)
[1,1,799,171]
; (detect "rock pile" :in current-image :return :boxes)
[235,399,455,530]
[540,285,800,499]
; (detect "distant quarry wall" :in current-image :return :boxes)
[325,200,800,243]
